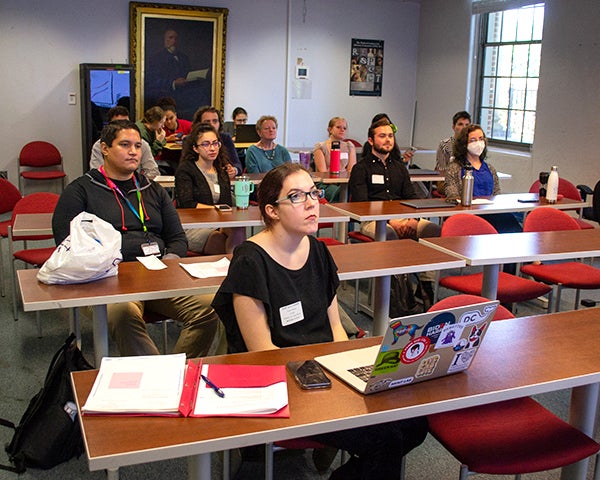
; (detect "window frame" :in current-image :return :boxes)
[474,4,544,149]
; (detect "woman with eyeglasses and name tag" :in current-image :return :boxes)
[212,163,428,479]
[174,123,244,254]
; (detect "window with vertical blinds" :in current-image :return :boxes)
[475,3,544,146]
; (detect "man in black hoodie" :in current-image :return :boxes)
[53,120,224,358]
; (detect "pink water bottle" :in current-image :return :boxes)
[330,141,341,174]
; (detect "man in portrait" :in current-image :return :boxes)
[145,26,211,120]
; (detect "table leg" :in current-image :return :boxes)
[560,383,600,480]
[188,453,211,480]
[106,467,119,480]
[92,305,109,367]
[373,220,390,336]
[481,264,500,299]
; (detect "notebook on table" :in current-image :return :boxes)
[315,301,499,394]
[235,124,260,143]
[400,198,457,209]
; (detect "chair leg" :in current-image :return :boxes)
[574,288,581,310]
[554,285,564,313]
[162,319,169,354]
[36,311,42,338]
[594,451,600,480]
[546,288,554,314]
[0,239,5,297]
[9,227,18,321]
[459,465,470,480]
[70,307,81,349]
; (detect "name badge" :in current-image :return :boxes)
[372,174,385,184]
[214,183,221,194]
[141,241,161,256]
[279,301,304,327]
[341,152,349,160]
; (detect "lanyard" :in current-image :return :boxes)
[99,166,148,232]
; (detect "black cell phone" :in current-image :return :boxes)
[214,204,233,212]
[287,360,331,390]
[517,196,539,203]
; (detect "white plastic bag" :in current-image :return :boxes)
[37,212,122,284]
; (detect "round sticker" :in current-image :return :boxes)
[400,336,431,364]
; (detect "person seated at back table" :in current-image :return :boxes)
[349,118,441,302]
[53,120,225,358]
[136,106,167,158]
[157,97,192,142]
[245,115,292,173]
[175,123,244,254]
[222,106,248,140]
[445,124,522,235]
[89,105,159,180]
[361,113,413,165]
[314,116,357,173]
[435,111,471,196]
[211,163,428,480]
[186,106,243,176]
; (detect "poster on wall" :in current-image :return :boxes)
[349,39,384,97]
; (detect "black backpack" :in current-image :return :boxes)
[1,334,93,473]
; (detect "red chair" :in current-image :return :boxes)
[426,295,600,480]
[520,207,600,312]
[18,141,66,193]
[529,178,594,229]
[9,193,60,333]
[0,178,22,297]
[437,214,551,309]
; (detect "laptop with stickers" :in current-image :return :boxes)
[315,301,499,394]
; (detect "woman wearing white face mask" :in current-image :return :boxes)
[445,124,522,235]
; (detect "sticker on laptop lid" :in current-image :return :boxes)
[448,348,477,373]
[415,354,440,378]
[400,337,431,364]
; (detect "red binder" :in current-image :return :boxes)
[179,361,290,418]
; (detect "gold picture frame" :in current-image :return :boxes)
[129,2,228,121]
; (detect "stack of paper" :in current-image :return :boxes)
[82,354,289,418]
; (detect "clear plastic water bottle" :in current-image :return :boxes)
[546,166,559,204]
[461,166,474,207]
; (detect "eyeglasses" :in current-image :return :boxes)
[196,141,222,149]
[275,189,324,204]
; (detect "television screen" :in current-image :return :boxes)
[90,69,132,109]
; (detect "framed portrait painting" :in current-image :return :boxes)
[129,2,228,121]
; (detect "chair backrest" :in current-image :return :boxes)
[343,138,362,148]
[529,178,582,201]
[441,213,498,237]
[523,207,581,232]
[0,178,22,215]
[593,179,600,223]
[19,141,62,168]
[10,193,60,241]
[428,294,515,321]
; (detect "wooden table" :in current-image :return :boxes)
[18,240,463,366]
[177,203,348,232]
[329,194,590,333]
[71,308,600,480]
[420,229,600,300]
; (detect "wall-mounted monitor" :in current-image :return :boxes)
[79,63,135,174]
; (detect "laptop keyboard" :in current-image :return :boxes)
[348,365,373,382]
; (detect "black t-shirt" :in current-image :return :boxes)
[212,236,340,353]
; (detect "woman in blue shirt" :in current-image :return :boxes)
[445,124,522,234]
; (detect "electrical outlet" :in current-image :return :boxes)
[68,93,77,105]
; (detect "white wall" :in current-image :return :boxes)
[0,0,421,184]
[414,0,600,194]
